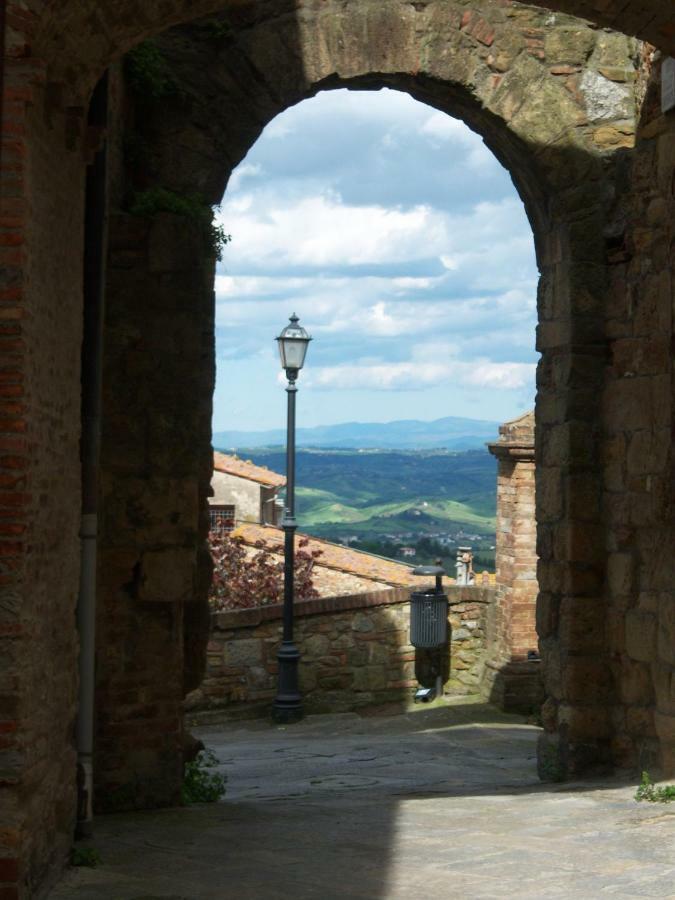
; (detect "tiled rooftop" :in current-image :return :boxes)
[213,452,287,488]
[233,522,418,589]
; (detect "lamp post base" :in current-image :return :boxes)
[272,641,303,724]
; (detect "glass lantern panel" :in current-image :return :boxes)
[281,337,308,370]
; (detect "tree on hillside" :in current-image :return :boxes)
[209,533,322,611]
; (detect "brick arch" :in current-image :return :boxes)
[26,0,675,97]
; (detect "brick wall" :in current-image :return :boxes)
[186,585,496,720]
[484,412,542,713]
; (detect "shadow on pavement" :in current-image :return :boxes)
[49,702,659,900]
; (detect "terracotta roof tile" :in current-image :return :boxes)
[232,523,419,588]
[213,452,286,488]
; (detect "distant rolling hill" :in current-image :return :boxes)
[213,415,499,451]
[232,448,497,541]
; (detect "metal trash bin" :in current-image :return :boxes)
[409,565,448,649]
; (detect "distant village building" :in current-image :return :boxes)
[210,452,285,532]
[209,453,420,597]
[399,546,416,558]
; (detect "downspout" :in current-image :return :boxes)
[76,71,109,839]
[0,0,7,174]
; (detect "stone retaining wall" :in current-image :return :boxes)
[186,585,496,720]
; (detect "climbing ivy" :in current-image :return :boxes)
[125,40,180,100]
[129,187,231,261]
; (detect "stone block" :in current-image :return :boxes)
[224,639,263,669]
[558,596,604,652]
[657,597,675,666]
[607,553,635,598]
[618,659,653,706]
[652,664,675,715]
[137,547,195,603]
[626,610,657,663]
[303,634,330,658]
[626,706,656,737]
[299,665,318,692]
[558,702,611,740]
[351,612,375,633]
[544,27,595,65]
[367,643,390,665]
[562,658,611,704]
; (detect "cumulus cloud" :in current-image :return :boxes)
[213,87,539,429]
[216,194,449,268]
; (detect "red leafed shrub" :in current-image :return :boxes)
[209,532,322,611]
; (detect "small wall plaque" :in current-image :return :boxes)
[662,57,675,114]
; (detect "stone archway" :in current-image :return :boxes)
[4,0,675,896]
[97,0,638,809]
[25,0,675,101]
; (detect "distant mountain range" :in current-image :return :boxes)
[213,415,500,451]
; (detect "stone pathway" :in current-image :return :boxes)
[50,700,675,899]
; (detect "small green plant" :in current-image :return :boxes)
[129,188,231,260]
[71,846,102,868]
[205,18,234,42]
[635,770,675,803]
[125,40,179,100]
[182,749,227,804]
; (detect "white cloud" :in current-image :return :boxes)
[216,192,534,280]
[462,362,536,390]
[420,112,494,170]
[304,359,535,392]
[213,88,539,428]
[217,194,449,267]
[226,163,262,193]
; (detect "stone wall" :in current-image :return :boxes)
[5,0,675,896]
[187,585,495,719]
[533,49,675,780]
[94,201,215,812]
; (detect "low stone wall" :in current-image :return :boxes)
[186,585,496,720]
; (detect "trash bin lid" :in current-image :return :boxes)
[411,565,445,578]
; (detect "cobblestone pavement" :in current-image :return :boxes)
[50,700,675,899]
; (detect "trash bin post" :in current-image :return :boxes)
[409,564,448,701]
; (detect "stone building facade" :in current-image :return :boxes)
[5,1,675,896]
[210,453,285,528]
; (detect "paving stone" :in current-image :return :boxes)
[49,702,675,899]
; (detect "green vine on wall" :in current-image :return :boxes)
[125,40,181,100]
[129,187,231,261]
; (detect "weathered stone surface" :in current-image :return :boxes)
[7,0,675,896]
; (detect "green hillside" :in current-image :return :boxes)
[234,448,497,542]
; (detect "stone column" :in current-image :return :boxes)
[483,412,541,713]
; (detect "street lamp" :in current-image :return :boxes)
[273,314,312,723]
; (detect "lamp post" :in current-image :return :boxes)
[273,314,312,723]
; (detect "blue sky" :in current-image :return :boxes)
[212,88,538,432]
